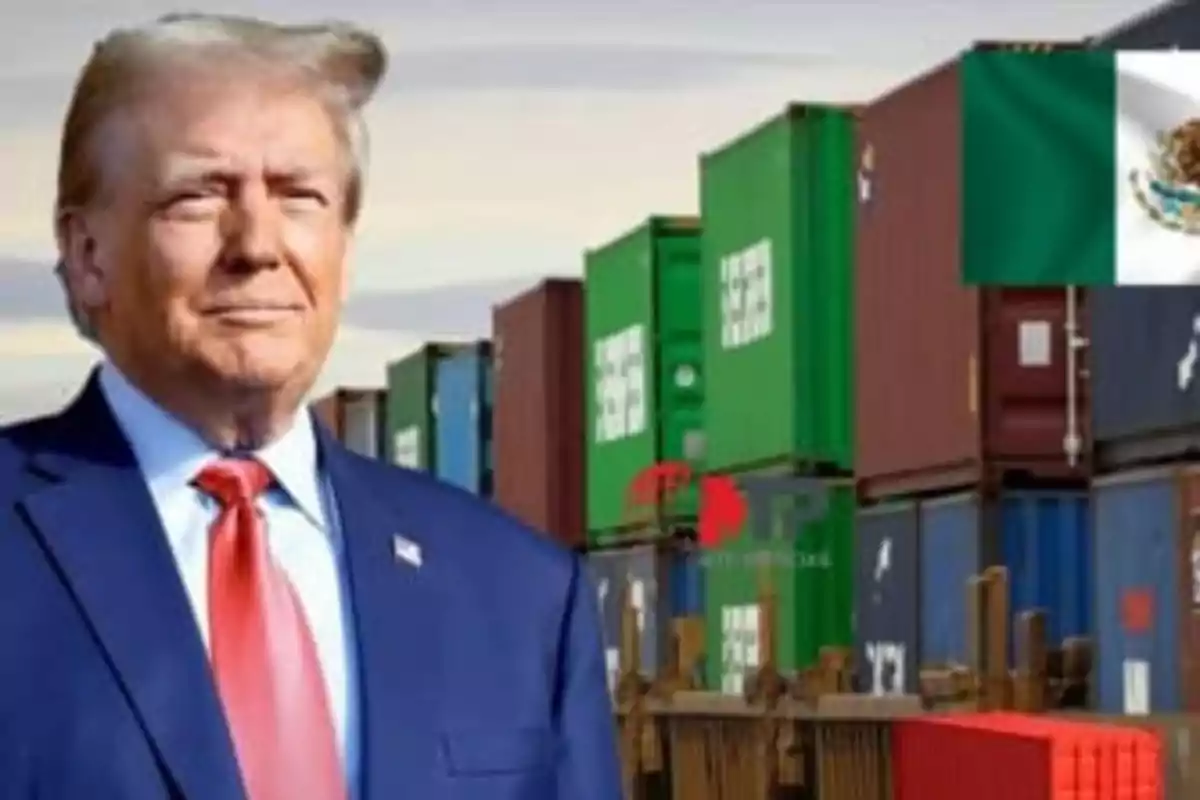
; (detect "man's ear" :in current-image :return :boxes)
[55,208,109,309]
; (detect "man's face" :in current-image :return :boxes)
[81,70,351,396]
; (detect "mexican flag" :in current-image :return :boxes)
[962,49,1200,286]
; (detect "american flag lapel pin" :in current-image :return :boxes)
[392,535,422,568]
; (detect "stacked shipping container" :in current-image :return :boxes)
[586,542,705,694]
[298,5,1200,738]
[384,342,471,470]
[582,216,707,688]
[1083,1,1200,714]
[492,279,586,550]
[852,45,1094,696]
[584,216,705,542]
[699,104,858,690]
[433,343,494,496]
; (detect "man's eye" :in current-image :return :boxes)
[166,192,220,209]
[285,188,327,203]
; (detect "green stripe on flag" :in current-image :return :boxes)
[962,49,1115,286]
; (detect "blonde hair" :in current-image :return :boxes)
[54,12,388,340]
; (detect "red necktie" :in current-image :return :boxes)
[195,459,346,800]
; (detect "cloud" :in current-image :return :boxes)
[0,321,470,422]
[0,258,62,321]
[0,320,93,359]
[342,277,539,335]
[381,43,830,94]
[0,253,525,343]
[0,40,835,134]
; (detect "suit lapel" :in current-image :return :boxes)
[320,435,444,800]
[19,375,245,800]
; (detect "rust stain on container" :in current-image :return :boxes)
[492,279,585,549]
[855,52,1090,501]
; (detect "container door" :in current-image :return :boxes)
[386,350,435,470]
[434,353,482,493]
[919,492,982,667]
[1000,490,1092,660]
[854,501,920,695]
[1093,471,1182,713]
[982,290,1080,463]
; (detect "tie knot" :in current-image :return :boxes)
[195,458,272,507]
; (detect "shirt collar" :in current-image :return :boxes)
[97,361,327,529]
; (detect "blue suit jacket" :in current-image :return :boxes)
[0,374,621,799]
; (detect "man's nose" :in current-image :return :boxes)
[223,187,282,271]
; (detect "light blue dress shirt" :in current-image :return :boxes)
[97,362,361,795]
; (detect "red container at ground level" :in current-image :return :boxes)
[855,47,1091,501]
[491,279,585,550]
[894,713,1163,800]
[893,715,1053,800]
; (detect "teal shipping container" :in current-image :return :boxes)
[434,342,493,496]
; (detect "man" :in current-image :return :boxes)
[0,13,620,800]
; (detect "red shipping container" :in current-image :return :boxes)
[855,45,1091,500]
[945,714,1162,800]
[491,279,585,550]
[896,713,1163,800]
[893,716,1056,800]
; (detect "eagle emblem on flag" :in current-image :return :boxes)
[1130,118,1200,235]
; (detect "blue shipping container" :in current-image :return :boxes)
[919,489,1091,668]
[586,542,704,691]
[1090,287,1200,468]
[1092,468,1183,714]
[668,547,705,617]
[434,344,493,496]
[854,501,920,695]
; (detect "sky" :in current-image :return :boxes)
[0,0,1165,421]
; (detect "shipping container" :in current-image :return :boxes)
[700,104,856,474]
[433,342,493,496]
[384,343,468,471]
[1089,0,1198,47]
[585,541,705,693]
[702,467,855,692]
[1090,288,1200,470]
[895,714,1163,800]
[853,501,920,695]
[310,388,386,458]
[855,49,1090,500]
[492,279,586,549]
[918,489,1091,669]
[585,216,704,541]
[1092,465,1200,714]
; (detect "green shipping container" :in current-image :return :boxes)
[384,342,468,470]
[702,470,854,692]
[700,104,855,473]
[585,216,705,542]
